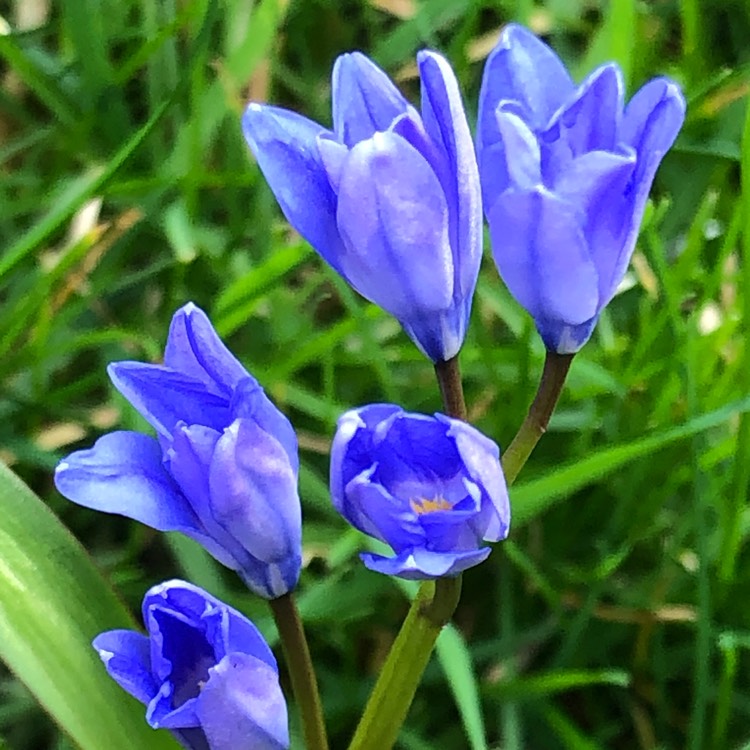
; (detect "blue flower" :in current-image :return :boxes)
[330,404,510,579]
[242,50,482,362]
[54,303,301,599]
[93,580,288,750]
[477,24,686,353]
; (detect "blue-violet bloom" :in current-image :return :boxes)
[330,404,510,579]
[94,580,288,750]
[242,50,482,362]
[477,24,686,353]
[54,303,302,599]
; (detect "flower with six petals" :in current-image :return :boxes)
[330,404,510,579]
[242,50,482,362]
[54,303,302,599]
[93,580,288,750]
[477,24,686,352]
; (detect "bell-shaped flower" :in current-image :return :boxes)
[93,580,288,750]
[330,404,510,579]
[242,50,482,362]
[54,303,302,599]
[477,23,686,353]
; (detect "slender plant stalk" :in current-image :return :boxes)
[347,577,462,750]
[347,356,467,750]
[270,593,329,750]
[434,355,467,420]
[501,351,574,484]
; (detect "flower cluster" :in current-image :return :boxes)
[54,23,684,750]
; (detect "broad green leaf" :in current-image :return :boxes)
[0,461,177,750]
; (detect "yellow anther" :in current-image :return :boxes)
[410,496,452,515]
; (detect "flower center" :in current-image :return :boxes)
[410,495,453,515]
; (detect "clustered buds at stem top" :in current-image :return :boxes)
[93,580,289,750]
[54,303,302,599]
[477,24,686,353]
[330,404,510,579]
[242,50,482,363]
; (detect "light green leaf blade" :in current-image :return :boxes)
[512,396,750,526]
[0,461,177,750]
[436,625,488,750]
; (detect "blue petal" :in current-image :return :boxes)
[599,77,686,306]
[335,131,453,320]
[209,419,301,597]
[554,149,637,305]
[361,546,491,579]
[331,52,412,147]
[55,431,200,533]
[230,377,299,475]
[541,63,624,177]
[477,23,574,153]
[417,51,483,306]
[242,104,346,274]
[479,108,542,210]
[345,471,424,548]
[437,416,510,542]
[487,186,599,327]
[93,629,156,707]
[166,424,245,570]
[329,404,402,516]
[622,77,686,168]
[375,411,462,486]
[164,304,249,397]
[197,654,289,750]
[108,362,230,437]
[536,317,598,354]
[317,135,349,193]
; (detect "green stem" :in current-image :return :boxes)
[347,356,468,750]
[434,355,467,420]
[501,351,574,485]
[347,577,462,750]
[270,593,329,750]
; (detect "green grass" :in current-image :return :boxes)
[2,0,750,748]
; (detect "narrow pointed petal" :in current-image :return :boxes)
[332,52,412,146]
[242,103,346,273]
[108,362,230,437]
[335,131,453,319]
[488,187,599,326]
[477,23,574,152]
[438,416,510,542]
[197,653,289,750]
[361,546,491,579]
[54,431,199,533]
[417,50,483,300]
[208,419,301,597]
[93,630,156,706]
[164,303,248,395]
[542,63,624,173]
[230,377,299,474]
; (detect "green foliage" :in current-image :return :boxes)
[1,0,750,748]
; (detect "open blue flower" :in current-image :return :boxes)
[242,50,482,362]
[54,303,301,599]
[477,24,686,353]
[330,405,510,579]
[94,580,288,750]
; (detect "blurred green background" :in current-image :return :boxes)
[2,0,750,748]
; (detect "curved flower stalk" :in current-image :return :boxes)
[477,23,686,353]
[243,50,482,363]
[55,303,301,599]
[94,580,288,750]
[330,404,510,579]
